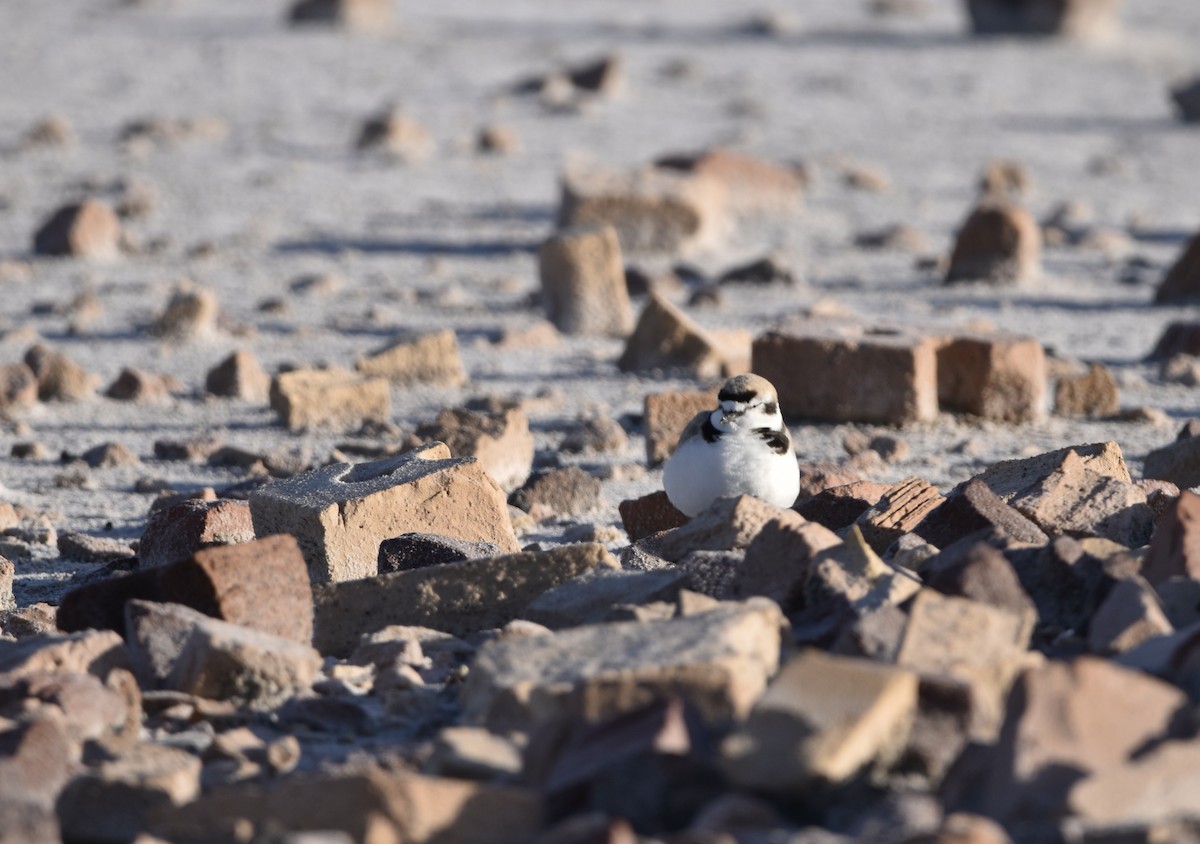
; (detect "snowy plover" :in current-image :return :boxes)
[663,373,801,517]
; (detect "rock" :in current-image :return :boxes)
[377,533,502,575]
[147,767,541,844]
[1154,232,1200,304]
[897,590,1033,740]
[643,388,713,467]
[916,478,1048,549]
[0,558,13,611]
[138,498,255,568]
[0,604,57,639]
[1171,77,1200,123]
[1143,433,1200,490]
[735,511,842,607]
[855,478,946,555]
[959,658,1186,825]
[355,329,467,386]
[1054,362,1118,417]
[80,441,140,469]
[945,202,1041,285]
[753,323,939,424]
[635,496,788,566]
[124,600,213,690]
[22,114,75,148]
[1088,576,1172,655]
[618,491,689,542]
[462,599,783,731]
[1004,537,1117,639]
[355,107,432,159]
[167,614,322,708]
[0,363,38,416]
[410,405,533,493]
[557,165,726,255]
[313,543,617,657]
[268,367,390,432]
[23,343,97,401]
[56,531,136,564]
[250,444,518,584]
[524,568,687,629]
[205,350,270,401]
[150,283,219,340]
[58,534,313,646]
[980,159,1032,198]
[797,481,892,533]
[655,147,804,215]
[561,415,627,454]
[843,162,892,192]
[57,742,201,843]
[104,367,173,402]
[509,467,602,520]
[1069,737,1200,826]
[477,124,519,155]
[426,726,523,780]
[563,53,624,95]
[31,198,121,260]
[1141,490,1200,585]
[289,0,394,30]
[974,441,1131,502]
[617,291,730,379]
[965,0,1121,40]
[723,650,918,789]
[1008,450,1154,547]
[717,255,797,287]
[925,542,1038,621]
[0,717,75,809]
[935,333,1047,423]
[537,224,633,337]
[0,629,129,680]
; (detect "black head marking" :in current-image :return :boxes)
[754,427,791,454]
[717,388,756,404]
[762,401,778,416]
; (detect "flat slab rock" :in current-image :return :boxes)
[460,598,784,731]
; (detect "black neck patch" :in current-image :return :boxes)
[754,427,791,454]
[702,416,722,443]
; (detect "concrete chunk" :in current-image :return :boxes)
[936,333,1047,423]
[269,367,390,432]
[250,443,519,585]
[538,224,633,336]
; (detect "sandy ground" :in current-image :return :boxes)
[2,0,1200,604]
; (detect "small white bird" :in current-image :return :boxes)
[663,373,801,517]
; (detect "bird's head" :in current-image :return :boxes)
[710,373,783,433]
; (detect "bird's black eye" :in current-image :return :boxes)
[763,401,777,415]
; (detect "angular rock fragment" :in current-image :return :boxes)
[289,0,394,30]
[1154,231,1200,304]
[654,147,804,215]
[1054,362,1118,417]
[1088,576,1172,655]
[633,495,787,566]
[313,543,617,656]
[618,291,729,379]
[410,405,533,493]
[916,478,1047,549]
[56,531,136,564]
[462,599,783,730]
[509,466,602,519]
[525,568,687,630]
[24,342,98,402]
[356,107,431,159]
[1069,737,1200,826]
[377,533,501,575]
[796,481,891,533]
[269,367,390,432]
[0,717,76,810]
[355,329,467,386]
[538,224,633,337]
[0,362,38,416]
[935,333,1046,423]
[723,649,918,789]
[81,441,139,469]
[205,350,270,401]
[643,388,713,467]
[558,165,726,254]
[0,629,130,680]
[151,283,219,340]
[1141,490,1200,585]
[138,498,255,568]
[945,201,1041,285]
[965,0,1121,41]
[32,198,121,260]
[618,491,689,541]
[123,600,211,689]
[753,323,939,424]
[1171,77,1200,123]
[974,441,1130,502]
[857,478,946,555]
[477,124,519,155]
[1143,429,1200,490]
[104,367,173,402]
[734,510,842,606]
[925,542,1037,621]
[251,443,518,584]
[1004,537,1117,639]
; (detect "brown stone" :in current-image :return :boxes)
[138,498,256,568]
[32,198,121,260]
[643,388,713,466]
[753,323,939,424]
[313,543,617,657]
[0,363,38,416]
[1069,737,1200,826]
[1147,320,1200,359]
[974,441,1131,502]
[150,284,219,340]
[269,367,390,432]
[81,441,139,469]
[56,531,136,564]
[636,495,787,565]
[654,147,804,215]
[796,481,891,533]
[355,108,431,159]
[1054,362,1118,417]
[23,343,97,402]
[411,405,533,493]
[509,466,602,519]
[1088,576,1173,655]
[1143,433,1200,490]
[525,568,687,630]
[925,543,1037,621]
[980,159,1032,198]
[0,718,76,809]
[618,491,689,542]
[735,511,842,606]
[966,0,1121,41]
[104,367,172,402]
[462,599,783,730]
[945,202,1041,284]
[205,350,270,401]
[966,658,1186,824]
[58,534,313,646]
[916,478,1048,549]
[936,333,1047,423]
[1141,490,1200,586]
[857,478,946,554]
[538,224,633,336]
[477,124,520,155]
[355,329,467,386]
[557,165,726,255]
[0,629,130,681]
[722,649,918,789]
[618,291,728,378]
[0,557,13,612]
